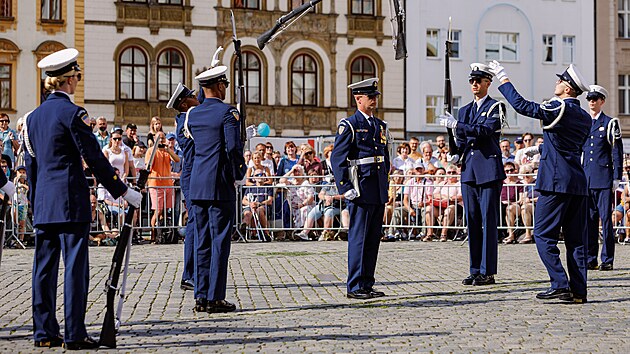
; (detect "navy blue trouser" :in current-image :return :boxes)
[181,191,195,283]
[346,202,384,293]
[32,222,90,342]
[461,180,501,276]
[534,191,588,295]
[587,188,614,265]
[192,200,234,301]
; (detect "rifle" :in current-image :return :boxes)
[231,10,247,143]
[257,0,323,50]
[0,192,9,268]
[388,0,407,60]
[99,143,158,348]
[444,17,459,157]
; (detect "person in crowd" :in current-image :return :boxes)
[277,141,299,176]
[582,85,623,271]
[88,117,97,132]
[243,150,252,166]
[408,136,422,160]
[132,141,147,173]
[517,164,538,244]
[500,138,515,164]
[13,165,30,244]
[88,194,118,247]
[250,143,275,174]
[383,169,407,241]
[417,142,439,170]
[97,167,128,229]
[438,62,506,286]
[94,116,110,150]
[123,123,138,150]
[166,132,183,175]
[102,128,130,179]
[147,116,163,148]
[331,77,390,300]
[27,48,142,349]
[403,164,433,239]
[320,144,335,176]
[296,176,346,241]
[422,167,449,242]
[146,131,180,242]
[279,164,309,229]
[0,113,19,166]
[0,154,13,187]
[432,135,447,158]
[245,151,273,186]
[241,168,273,241]
[501,161,524,244]
[513,137,524,157]
[514,132,535,166]
[433,164,463,242]
[272,150,282,167]
[264,142,277,175]
[392,142,416,174]
[297,144,318,172]
[492,59,591,303]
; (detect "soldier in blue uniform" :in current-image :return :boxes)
[582,85,623,271]
[166,83,200,291]
[438,63,506,286]
[330,78,390,299]
[186,66,246,313]
[26,48,142,349]
[489,60,591,303]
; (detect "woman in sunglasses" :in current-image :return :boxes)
[102,130,129,179]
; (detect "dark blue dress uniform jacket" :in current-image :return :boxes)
[187,98,246,201]
[582,112,623,189]
[455,96,506,184]
[25,92,127,225]
[176,112,194,197]
[330,110,390,205]
[499,83,591,195]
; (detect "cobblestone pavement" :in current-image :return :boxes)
[2,240,630,352]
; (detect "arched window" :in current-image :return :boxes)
[157,48,185,101]
[291,54,317,106]
[349,56,376,106]
[233,51,261,104]
[119,47,147,100]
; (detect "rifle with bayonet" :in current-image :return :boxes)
[257,0,323,50]
[231,10,247,143]
[389,0,407,60]
[444,17,460,157]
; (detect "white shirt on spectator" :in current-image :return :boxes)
[103,146,126,175]
[392,156,416,174]
[404,177,433,207]
[249,158,275,175]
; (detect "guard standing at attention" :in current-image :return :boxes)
[582,85,623,271]
[25,48,142,349]
[330,78,390,300]
[438,63,506,286]
[490,60,591,303]
[166,82,200,291]
[186,66,246,313]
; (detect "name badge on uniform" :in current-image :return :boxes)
[598,127,605,131]
[356,129,369,133]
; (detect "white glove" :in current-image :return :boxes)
[438,111,458,129]
[1,181,15,200]
[246,125,257,139]
[488,60,509,82]
[613,179,621,191]
[447,154,460,164]
[344,189,359,201]
[522,145,540,157]
[123,188,142,208]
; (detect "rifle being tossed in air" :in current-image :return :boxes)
[257,0,323,50]
[388,0,407,60]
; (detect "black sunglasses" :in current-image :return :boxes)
[0,120,8,123]
[112,137,122,141]
[505,168,515,173]
[469,78,484,84]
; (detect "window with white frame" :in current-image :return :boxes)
[427,29,439,58]
[426,95,461,124]
[619,74,630,115]
[41,0,62,21]
[562,35,575,63]
[450,30,461,59]
[543,35,555,63]
[620,0,630,37]
[157,49,185,101]
[0,64,11,109]
[485,32,519,61]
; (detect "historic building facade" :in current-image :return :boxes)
[0,0,405,137]
[406,0,595,141]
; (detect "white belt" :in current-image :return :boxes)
[349,156,384,166]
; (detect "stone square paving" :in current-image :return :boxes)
[1,240,630,352]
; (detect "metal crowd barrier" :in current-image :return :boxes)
[5,174,630,246]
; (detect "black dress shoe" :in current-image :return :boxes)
[347,289,373,299]
[599,263,613,271]
[560,293,587,304]
[587,261,599,270]
[180,280,194,291]
[536,287,571,300]
[462,274,478,285]
[472,274,495,286]
[194,298,207,312]
[34,335,63,348]
[366,288,386,297]
[207,300,237,313]
[63,337,99,350]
